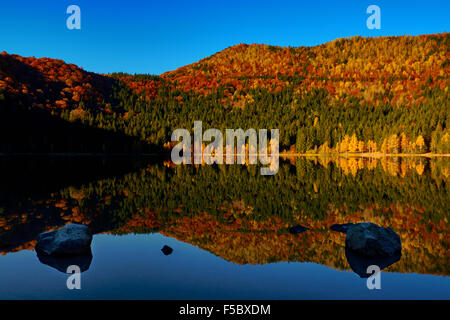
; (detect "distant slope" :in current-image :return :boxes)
[162,33,449,107]
[0,52,116,111]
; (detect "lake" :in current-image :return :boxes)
[0,155,449,299]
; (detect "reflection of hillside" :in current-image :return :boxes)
[0,158,448,277]
[145,209,449,276]
[1,207,447,276]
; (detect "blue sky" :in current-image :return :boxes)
[0,0,448,75]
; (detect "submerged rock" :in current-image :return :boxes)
[330,223,355,234]
[289,225,309,234]
[37,249,92,273]
[345,223,401,258]
[36,224,92,256]
[161,245,173,255]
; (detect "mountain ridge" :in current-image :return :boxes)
[0,32,449,153]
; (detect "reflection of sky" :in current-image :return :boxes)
[0,233,448,299]
[0,1,449,74]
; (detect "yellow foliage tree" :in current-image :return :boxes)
[340,135,350,153]
[381,139,389,153]
[358,141,365,153]
[416,135,426,153]
[400,133,409,153]
[388,134,400,153]
[348,134,358,153]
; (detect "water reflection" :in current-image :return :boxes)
[0,156,448,278]
[36,249,92,273]
[345,247,402,278]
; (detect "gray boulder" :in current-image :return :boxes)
[36,224,92,256]
[345,223,401,258]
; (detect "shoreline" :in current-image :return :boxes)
[0,152,449,158]
[279,152,450,158]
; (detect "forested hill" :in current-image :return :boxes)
[0,33,449,154]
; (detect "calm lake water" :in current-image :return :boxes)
[0,156,449,299]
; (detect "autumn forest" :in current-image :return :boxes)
[0,33,448,155]
[0,29,449,301]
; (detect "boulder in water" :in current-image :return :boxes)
[345,222,401,258]
[36,224,92,256]
[161,245,173,255]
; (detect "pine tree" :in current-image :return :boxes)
[296,128,307,153]
[388,134,400,153]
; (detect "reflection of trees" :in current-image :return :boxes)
[0,157,448,276]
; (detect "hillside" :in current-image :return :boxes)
[0,33,449,153]
[163,34,449,107]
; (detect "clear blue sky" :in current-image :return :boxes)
[0,0,448,75]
